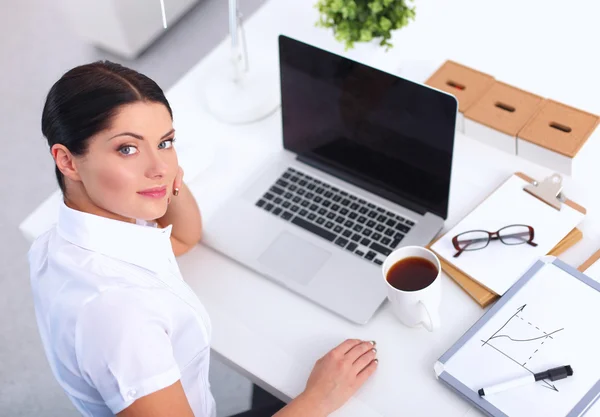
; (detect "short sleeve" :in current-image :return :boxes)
[75,289,181,414]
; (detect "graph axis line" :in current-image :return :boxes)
[481,304,526,347]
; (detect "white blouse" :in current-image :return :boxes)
[28,201,216,417]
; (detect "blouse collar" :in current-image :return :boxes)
[56,201,173,273]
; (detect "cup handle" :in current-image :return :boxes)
[418,300,441,332]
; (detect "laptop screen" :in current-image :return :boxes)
[279,35,457,219]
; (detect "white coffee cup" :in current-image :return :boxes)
[382,246,442,332]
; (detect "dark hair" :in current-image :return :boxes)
[41,60,173,195]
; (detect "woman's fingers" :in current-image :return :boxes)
[330,339,362,358]
[352,346,377,374]
[345,341,376,364]
[356,357,379,385]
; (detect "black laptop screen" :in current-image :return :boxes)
[279,35,457,219]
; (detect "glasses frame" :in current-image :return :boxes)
[451,224,538,258]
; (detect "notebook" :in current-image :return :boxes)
[578,249,600,282]
[431,172,586,296]
[435,257,600,417]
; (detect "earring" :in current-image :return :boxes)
[173,188,180,196]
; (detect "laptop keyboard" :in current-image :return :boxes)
[255,167,416,266]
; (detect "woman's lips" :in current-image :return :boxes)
[137,186,167,198]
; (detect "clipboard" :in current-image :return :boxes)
[429,172,586,307]
[435,257,600,417]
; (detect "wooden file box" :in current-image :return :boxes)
[425,60,496,133]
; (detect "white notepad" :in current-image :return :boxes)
[431,174,585,295]
[436,258,600,417]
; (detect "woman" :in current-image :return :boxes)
[29,61,378,417]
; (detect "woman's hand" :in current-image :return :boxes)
[300,339,378,416]
[168,166,184,205]
[158,165,202,256]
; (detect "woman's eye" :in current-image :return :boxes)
[118,146,138,156]
[159,138,175,149]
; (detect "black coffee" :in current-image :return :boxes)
[386,257,438,291]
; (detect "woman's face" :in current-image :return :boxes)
[69,101,178,222]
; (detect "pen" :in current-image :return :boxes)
[478,365,573,396]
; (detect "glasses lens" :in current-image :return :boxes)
[455,231,489,251]
[499,225,532,245]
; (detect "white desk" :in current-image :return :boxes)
[20,0,600,416]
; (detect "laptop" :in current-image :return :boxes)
[202,35,458,324]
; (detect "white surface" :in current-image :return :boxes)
[464,119,517,155]
[382,247,442,332]
[19,0,600,416]
[457,112,465,133]
[431,175,586,295]
[443,261,600,417]
[204,65,280,124]
[585,401,600,417]
[57,0,199,59]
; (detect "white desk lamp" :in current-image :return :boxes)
[160,0,279,125]
[207,1,281,124]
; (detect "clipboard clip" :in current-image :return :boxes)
[524,173,566,210]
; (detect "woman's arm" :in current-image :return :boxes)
[117,380,195,417]
[272,393,328,417]
[156,181,203,256]
[117,340,375,417]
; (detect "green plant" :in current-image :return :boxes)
[315,0,416,50]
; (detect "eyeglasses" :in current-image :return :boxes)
[452,224,538,258]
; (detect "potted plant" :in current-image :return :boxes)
[315,0,416,50]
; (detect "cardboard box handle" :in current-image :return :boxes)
[446,80,466,90]
[495,101,516,113]
[549,122,572,133]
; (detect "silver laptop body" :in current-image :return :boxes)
[203,36,457,324]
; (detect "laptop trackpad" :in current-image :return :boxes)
[257,232,331,286]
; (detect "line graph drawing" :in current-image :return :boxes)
[481,304,564,392]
